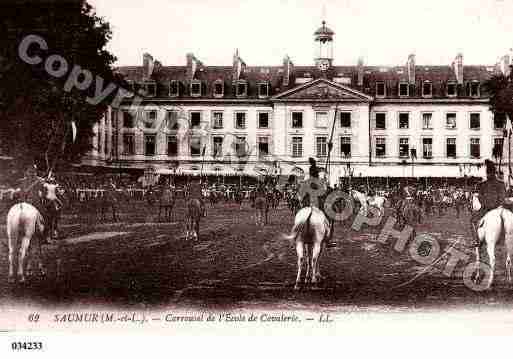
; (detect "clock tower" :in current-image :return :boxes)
[314,20,334,71]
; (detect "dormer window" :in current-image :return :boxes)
[190,80,202,97]
[376,82,386,97]
[213,80,224,97]
[235,80,247,97]
[143,81,156,97]
[470,81,480,97]
[399,82,409,97]
[422,81,432,97]
[258,82,269,98]
[447,81,457,97]
[169,80,179,97]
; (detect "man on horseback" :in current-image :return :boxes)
[188,179,206,217]
[471,159,506,247]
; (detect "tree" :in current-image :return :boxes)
[0,0,120,173]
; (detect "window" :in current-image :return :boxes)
[376,82,386,97]
[375,113,386,129]
[212,112,223,129]
[144,110,157,129]
[340,112,351,128]
[316,136,328,157]
[494,113,506,130]
[235,112,246,129]
[190,137,201,156]
[375,137,386,157]
[422,113,433,129]
[213,80,224,97]
[212,136,223,157]
[292,112,303,128]
[470,81,480,97]
[122,134,135,155]
[340,137,351,157]
[399,113,409,129]
[258,82,269,97]
[190,111,201,128]
[190,81,201,97]
[144,82,156,97]
[167,110,179,130]
[399,138,409,158]
[292,137,303,157]
[258,112,270,129]
[470,138,480,158]
[446,113,457,129]
[234,136,247,157]
[144,135,156,156]
[258,137,269,157]
[422,81,432,97]
[447,81,457,97]
[236,81,247,97]
[167,136,178,156]
[399,82,409,97]
[494,138,504,158]
[446,138,456,158]
[470,113,480,130]
[169,80,179,97]
[122,110,135,128]
[422,138,433,158]
[315,112,328,128]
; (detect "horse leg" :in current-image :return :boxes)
[8,242,15,283]
[294,241,304,290]
[17,235,31,283]
[505,233,513,283]
[311,241,322,286]
[486,241,496,290]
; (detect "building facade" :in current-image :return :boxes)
[84,21,512,183]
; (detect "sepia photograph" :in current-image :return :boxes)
[1,0,513,354]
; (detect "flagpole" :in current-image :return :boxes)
[325,104,338,185]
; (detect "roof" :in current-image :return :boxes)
[116,62,497,100]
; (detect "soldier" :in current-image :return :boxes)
[42,175,63,240]
[471,159,506,247]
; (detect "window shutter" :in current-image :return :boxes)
[351,134,358,158]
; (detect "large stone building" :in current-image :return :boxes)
[84,20,512,183]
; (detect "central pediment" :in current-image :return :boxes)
[272,78,373,102]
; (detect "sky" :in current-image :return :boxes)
[88,0,513,68]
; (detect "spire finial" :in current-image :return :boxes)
[322,4,327,25]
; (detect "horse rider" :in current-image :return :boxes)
[17,165,53,244]
[42,175,63,240]
[188,179,206,216]
[471,159,506,247]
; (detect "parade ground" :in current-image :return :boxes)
[1,198,513,312]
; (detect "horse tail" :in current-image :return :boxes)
[6,204,24,257]
[282,207,313,242]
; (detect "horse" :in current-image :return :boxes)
[367,194,386,218]
[473,202,513,290]
[254,194,269,226]
[158,187,176,222]
[185,198,202,241]
[6,203,46,283]
[97,188,118,222]
[282,207,331,290]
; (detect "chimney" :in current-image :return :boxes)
[500,54,511,77]
[282,55,294,86]
[142,53,154,80]
[407,54,415,85]
[357,57,364,87]
[453,53,463,85]
[186,53,203,81]
[232,49,246,81]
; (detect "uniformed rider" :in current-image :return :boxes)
[471,159,506,247]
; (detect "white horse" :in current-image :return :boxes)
[472,196,513,289]
[6,203,45,283]
[283,207,331,290]
[351,190,368,216]
[367,195,386,217]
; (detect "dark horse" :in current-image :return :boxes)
[185,198,202,241]
[158,187,176,222]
